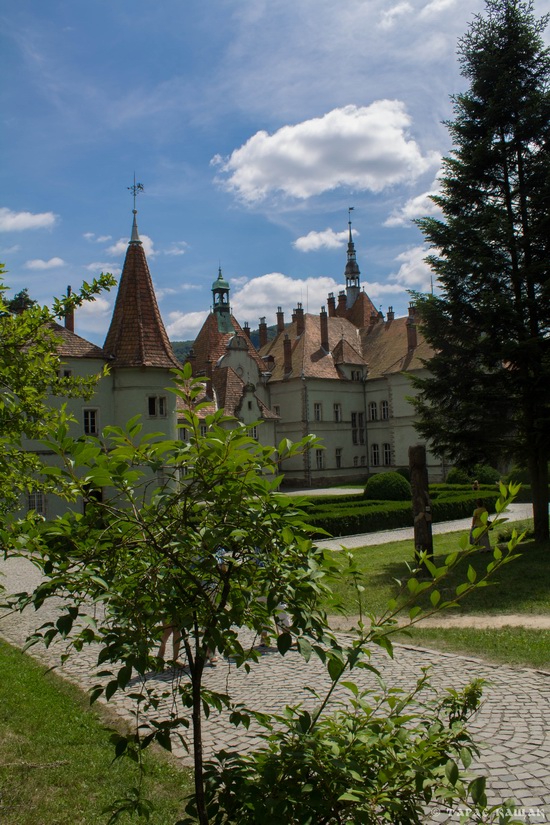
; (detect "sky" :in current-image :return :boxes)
[2,0,550,345]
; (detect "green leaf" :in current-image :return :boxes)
[277,632,293,655]
[468,775,487,806]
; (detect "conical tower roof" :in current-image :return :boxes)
[103,211,180,369]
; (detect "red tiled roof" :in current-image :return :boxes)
[51,322,107,359]
[189,313,266,375]
[103,239,180,369]
[260,314,365,380]
[346,291,379,328]
[360,316,434,378]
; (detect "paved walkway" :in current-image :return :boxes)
[1,502,548,822]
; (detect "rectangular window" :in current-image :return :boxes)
[352,412,365,444]
[351,370,362,381]
[335,448,342,469]
[273,405,280,417]
[200,424,208,437]
[360,455,366,466]
[248,425,258,440]
[83,408,98,435]
[353,456,359,467]
[313,403,322,422]
[27,491,46,516]
[368,401,378,421]
[148,396,167,418]
[315,450,324,470]
[380,400,389,420]
[371,443,380,467]
[333,403,342,422]
[383,443,392,466]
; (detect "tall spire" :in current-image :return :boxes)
[103,191,179,369]
[344,206,361,307]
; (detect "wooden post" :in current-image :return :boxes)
[409,444,433,576]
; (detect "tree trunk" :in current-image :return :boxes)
[409,444,434,576]
[528,449,550,543]
[191,659,209,825]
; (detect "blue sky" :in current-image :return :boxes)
[3,0,549,345]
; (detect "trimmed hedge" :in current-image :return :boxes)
[306,490,500,538]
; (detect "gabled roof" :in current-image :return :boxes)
[360,316,433,379]
[346,291,379,329]
[332,337,367,366]
[212,366,278,420]
[189,312,266,375]
[103,215,180,369]
[52,322,107,360]
[260,313,365,381]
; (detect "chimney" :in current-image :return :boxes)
[276,306,285,333]
[387,306,394,322]
[283,333,292,376]
[327,292,336,317]
[243,321,251,340]
[65,285,74,333]
[320,306,329,352]
[259,316,268,348]
[295,302,305,336]
[407,303,417,350]
[337,290,347,316]
[205,359,213,398]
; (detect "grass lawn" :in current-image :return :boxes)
[0,638,192,825]
[324,519,550,669]
[394,626,550,669]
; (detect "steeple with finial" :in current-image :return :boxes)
[129,175,144,244]
[103,179,179,369]
[212,266,233,333]
[344,206,361,308]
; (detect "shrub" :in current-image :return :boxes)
[471,464,501,484]
[396,466,411,482]
[445,467,470,484]
[363,471,411,501]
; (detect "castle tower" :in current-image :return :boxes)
[103,207,180,437]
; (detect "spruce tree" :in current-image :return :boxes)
[412,0,550,541]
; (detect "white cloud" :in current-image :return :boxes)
[25,257,65,270]
[106,234,156,257]
[419,0,458,18]
[213,102,440,202]
[166,309,209,339]
[361,280,407,299]
[76,295,114,335]
[0,207,58,232]
[293,228,352,252]
[384,182,442,227]
[231,273,341,321]
[389,245,434,291]
[85,262,121,275]
[164,241,189,256]
[83,232,95,241]
[97,234,112,243]
[378,2,413,30]
[0,244,20,255]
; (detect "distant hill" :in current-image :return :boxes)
[171,325,278,364]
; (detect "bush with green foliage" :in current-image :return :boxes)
[363,471,412,501]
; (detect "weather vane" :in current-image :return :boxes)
[128,175,144,211]
[348,205,354,222]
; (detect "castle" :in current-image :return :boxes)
[23,208,441,519]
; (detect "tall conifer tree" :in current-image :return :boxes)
[413,0,550,541]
